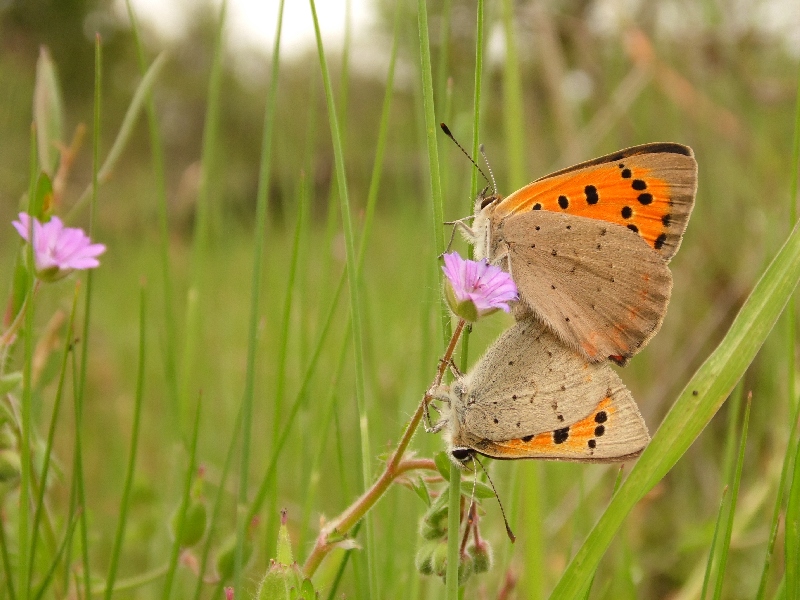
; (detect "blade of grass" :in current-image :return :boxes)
[550,186,800,599]
[18,118,38,600]
[299,319,352,556]
[28,285,80,590]
[103,285,147,600]
[181,0,226,435]
[270,168,303,451]
[66,52,167,222]
[699,383,744,599]
[262,165,305,562]
[70,34,104,600]
[161,397,202,600]
[434,0,451,106]
[417,0,456,595]
[32,513,78,600]
[500,0,526,191]
[786,435,800,598]
[125,0,179,428]
[308,0,376,597]
[783,56,800,600]
[700,486,729,600]
[240,1,285,582]
[756,398,800,600]
[1,499,16,600]
[711,394,751,600]
[417,0,447,340]
[579,468,627,599]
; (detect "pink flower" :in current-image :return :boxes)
[441,252,517,321]
[13,213,106,282]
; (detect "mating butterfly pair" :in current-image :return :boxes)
[432,141,697,465]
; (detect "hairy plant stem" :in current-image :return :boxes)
[302,318,466,577]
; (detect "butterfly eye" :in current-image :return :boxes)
[451,448,473,462]
[479,195,496,210]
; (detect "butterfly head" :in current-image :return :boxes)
[450,446,475,465]
[474,187,501,213]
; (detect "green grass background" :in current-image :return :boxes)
[1,0,799,598]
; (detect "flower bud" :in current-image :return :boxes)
[415,541,437,575]
[432,541,448,577]
[419,519,446,541]
[468,541,493,574]
[458,552,474,585]
[169,499,207,548]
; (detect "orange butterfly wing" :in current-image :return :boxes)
[472,393,649,463]
[493,143,697,262]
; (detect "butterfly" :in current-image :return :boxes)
[450,136,697,365]
[428,317,649,465]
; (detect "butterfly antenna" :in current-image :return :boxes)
[440,123,491,188]
[474,456,516,542]
[479,144,498,195]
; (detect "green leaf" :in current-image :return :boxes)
[434,452,451,481]
[409,477,432,506]
[33,47,64,176]
[460,481,495,500]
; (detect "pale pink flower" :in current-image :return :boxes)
[442,252,517,321]
[13,213,106,281]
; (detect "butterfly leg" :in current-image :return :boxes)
[441,217,477,256]
[423,384,451,433]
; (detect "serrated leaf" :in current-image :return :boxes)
[34,47,64,176]
[409,476,432,506]
[434,451,451,481]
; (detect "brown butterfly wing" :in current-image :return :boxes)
[458,319,618,440]
[460,387,649,463]
[495,210,673,362]
[492,143,697,262]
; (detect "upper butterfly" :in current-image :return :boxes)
[451,135,697,365]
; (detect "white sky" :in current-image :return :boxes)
[121,0,375,58]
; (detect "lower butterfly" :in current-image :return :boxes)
[428,316,649,465]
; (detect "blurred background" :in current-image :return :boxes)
[1,0,800,598]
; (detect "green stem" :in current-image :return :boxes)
[161,399,201,600]
[103,286,147,599]
[445,462,462,598]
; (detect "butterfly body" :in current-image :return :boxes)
[460,142,697,364]
[433,318,650,465]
